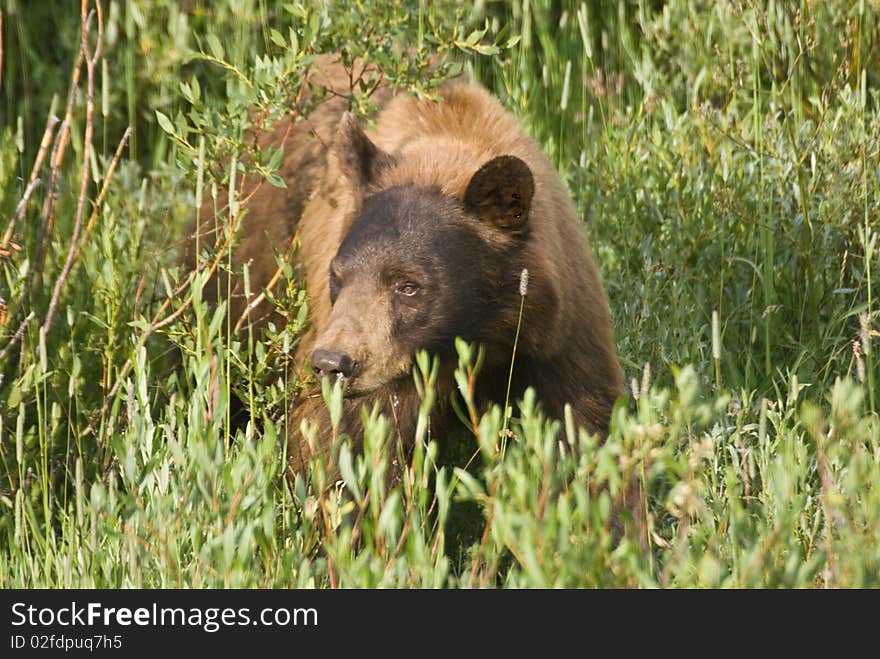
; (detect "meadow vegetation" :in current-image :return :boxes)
[1,0,878,587]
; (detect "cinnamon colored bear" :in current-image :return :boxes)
[185,56,624,479]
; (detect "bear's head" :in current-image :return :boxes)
[311,113,536,396]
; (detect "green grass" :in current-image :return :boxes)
[1,0,878,588]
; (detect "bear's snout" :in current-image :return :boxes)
[312,348,357,381]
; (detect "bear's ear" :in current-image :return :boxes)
[334,112,393,189]
[464,155,534,232]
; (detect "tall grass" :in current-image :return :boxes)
[1,0,878,587]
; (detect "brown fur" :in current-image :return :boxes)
[183,55,624,484]
[182,56,390,332]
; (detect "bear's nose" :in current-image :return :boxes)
[312,348,356,380]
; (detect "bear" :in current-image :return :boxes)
[184,55,624,483]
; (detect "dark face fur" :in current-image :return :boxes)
[311,114,535,396]
[314,186,504,394]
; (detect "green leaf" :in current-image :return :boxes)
[321,377,344,431]
[266,173,287,188]
[338,445,362,503]
[377,491,402,539]
[463,28,484,47]
[269,28,286,48]
[453,468,485,501]
[471,44,500,56]
[155,111,175,136]
[206,33,224,59]
[266,145,285,170]
[180,81,194,104]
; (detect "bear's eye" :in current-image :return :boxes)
[395,282,420,297]
[329,268,342,304]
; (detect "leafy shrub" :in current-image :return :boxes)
[1,0,878,588]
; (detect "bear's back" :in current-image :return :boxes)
[366,82,621,394]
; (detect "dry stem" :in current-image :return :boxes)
[41,0,105,336]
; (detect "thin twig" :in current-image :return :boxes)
[6,181,40,245]
[232,230,299,333]
[228,83,310,333]
[17,125,130,366]
[0,312,36,367]
[41,0,104,336]
[87,46,320,459]
[467,481,497,588]
[32,28,86,289]
[76,126,132,255]
[88,146,267,458]
[1,114,60,254]
[2,12,79,375]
